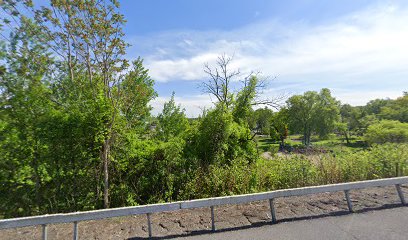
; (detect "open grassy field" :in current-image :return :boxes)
[255,134,367,155]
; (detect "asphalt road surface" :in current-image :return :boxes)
[177,207,408,240]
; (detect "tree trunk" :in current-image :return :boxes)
[303,130,311,146]
[33,159,41,213]
[280,137,285,151]
[344,131,350,144]
[304,129,311,146]
[33,144,41,214]
[303,131,307,145]
[101,138,110,208]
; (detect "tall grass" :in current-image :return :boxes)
[182,143,408,199]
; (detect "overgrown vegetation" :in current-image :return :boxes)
[0,0,407,219]
[173,143,408,198]
[364,120,408,145]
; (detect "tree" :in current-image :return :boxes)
[0,15,60,216]
[251,107,274,135]
[233,75,258,122]
[157,92,189,141]
[364,120,408,145]
[201,54,284,150]
[338,104,364,143]
[198,54,283,165]
[201,54,283,111]
[195,105,256,166]
[201,54,239,108]
[270,109,289,150]
[2,0,156,209]
[36,1,156,208]
[286,88,340,146]
[379,94,408,123]
[363,98,390,116]
[35,0,130,209]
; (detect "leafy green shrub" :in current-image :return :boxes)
[316,143,408,183]
[268,145,280,155]
[195,106,257,166]
[256,143,408,193]
[364,120,408,145]
[254,156,317,191]
[183,158,256,198]
[153,143,408,203]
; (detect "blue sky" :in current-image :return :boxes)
[119,0,408,117]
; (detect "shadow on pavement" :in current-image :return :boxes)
[128,203,406,240]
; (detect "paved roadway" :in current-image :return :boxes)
[176,207,408,240]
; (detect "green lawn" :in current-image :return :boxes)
[255,134,367,154]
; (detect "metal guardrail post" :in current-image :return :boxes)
[42,224,47,240]
[1,177,407,239]
[73,221,78,240]
[146,213,152,238]
[395,184,406,205]
[344,190,353,212]
[269,198,277,223]
[210,206,215,231]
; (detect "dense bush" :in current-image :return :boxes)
[195,106,257,166]
[182,158,256,199]
[364,120,408,145]
[181,143,408,199]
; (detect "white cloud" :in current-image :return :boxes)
[131,3,408,116]
[332,89,403,106]
[133,3,408,86]
[151,94,213,117]
[146,53,219,81]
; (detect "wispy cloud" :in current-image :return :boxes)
[133,3,408,116]
[151,94,213,117]
[331,89,404,106]
[132,3,408,82]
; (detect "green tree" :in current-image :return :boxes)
[379,93,408,123]
[251,107,274,135]
[1,0,156,211]
[200,55,282,159]
[286,88,340,145]
[233,75,258,122]
[32,0,156,208]
[157,92,189,141]
[359,114,379,134]
[364,120,408,145]
[195,105,257,167]
[363,98,390,116]
[0,16,59,216]
[338,104,363,143]
[270,109,289,149]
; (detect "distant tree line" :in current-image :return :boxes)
[251,91,408,147]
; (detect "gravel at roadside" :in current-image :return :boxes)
[1,185,406,240]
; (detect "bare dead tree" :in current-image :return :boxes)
[250,75,288,110]
[202,54,286,110]
[201,54,240,108]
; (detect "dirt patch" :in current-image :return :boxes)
[1,186,406,239]
[260,151,273,159]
